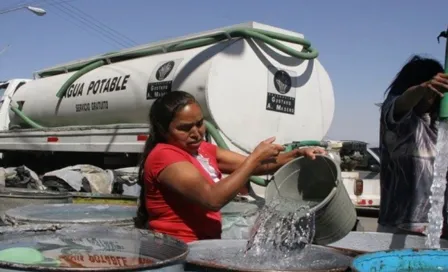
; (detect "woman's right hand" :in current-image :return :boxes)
[422,73,448,97]
[250,137,285,163]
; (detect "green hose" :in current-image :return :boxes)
[56,60,105,98]
[10,105,44,129]
[11,26,322,187]
[438,28,448,119]
[46,27,318,99]
[205,121,269,186]
[283,140,328,152]
[205,121,329,186]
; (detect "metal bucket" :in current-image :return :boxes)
[0,188,71,219]
[0,224,188,272]
[265,155,357,245]
[327,231,448,253]
[69,192,137,206]
[351,248,448,272]
[4,203,136,227]
[186,239,360,271]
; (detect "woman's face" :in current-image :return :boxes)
[166,102,206,154]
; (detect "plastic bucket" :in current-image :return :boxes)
[265,155,357,245]
[351,248,448,272]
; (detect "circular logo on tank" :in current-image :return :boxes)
[156,61,175,81]
[273,70,292,94]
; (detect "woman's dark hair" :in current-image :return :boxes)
[134,90,197,228]
[385,55,443,97]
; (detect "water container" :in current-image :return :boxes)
[351,249,448,272]
[220,201,260,240]
[328,231,448,253]
[10,22,334,154]
[69,192,137,206]
[186,239,357,271]
[265,155,357,245]
[4,203,136,226]
[0,224,187,272]
[0,188,71,218]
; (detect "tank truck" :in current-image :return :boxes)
[0,22,378,207]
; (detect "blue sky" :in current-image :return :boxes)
[1,0,447,146]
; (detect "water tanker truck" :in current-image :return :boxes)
[0,22,341,196]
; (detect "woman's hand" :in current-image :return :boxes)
[293,147,327,160]
[250,137,285,163]
[421,73,448,98]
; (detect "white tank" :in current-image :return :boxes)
[10,22,335,152]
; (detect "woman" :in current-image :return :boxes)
[379,55,448,234]
[135,90,326,243]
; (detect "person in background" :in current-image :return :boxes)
[379,55,448,234]
[134,90,326,243]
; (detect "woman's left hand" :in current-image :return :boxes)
[293,147,327,160]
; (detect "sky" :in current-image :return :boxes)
[0,0,447,146]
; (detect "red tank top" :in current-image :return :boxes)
[144,142,222,243]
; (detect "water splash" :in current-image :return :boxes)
[188,197,354,270]
[426,120,448,248]
[244,197,315,259]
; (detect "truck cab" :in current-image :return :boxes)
[0,79,30,131]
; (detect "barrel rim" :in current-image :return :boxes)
[0,188,72,199]
[69,192,138,200]
[350,248,448,272]
[4,203,136,224]
[186,239,354,272]
[0,225,189,272]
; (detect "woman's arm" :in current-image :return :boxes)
[394,73,448,116]
[156,138,283,211]
[393,85,427,116]
[216,147,325,175]
[158,157,257,211]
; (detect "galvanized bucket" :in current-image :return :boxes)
[351,248,448,272]
[265,155,357,245]
[0,188,72,219]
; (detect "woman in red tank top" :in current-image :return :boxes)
[134,91,325,243]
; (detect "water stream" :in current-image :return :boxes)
[426,120,448,248]
[244,197,315,258]
[189,196,352,270]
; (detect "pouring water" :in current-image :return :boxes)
[426,29,448,249]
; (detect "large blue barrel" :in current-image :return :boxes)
[0,225,188,272]
[351,248,448,272]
